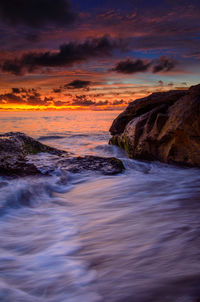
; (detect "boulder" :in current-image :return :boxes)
[0,132,67,177]
[109,84,200,167]
[0,132,65,156]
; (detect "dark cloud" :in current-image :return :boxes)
[11,87,38,94]
[53,100,69,106]
[158,80,164,85]
[65,79,91,89]
[12,88,21,94]
[112,56,177,74]
[71,96,125,107]
[71,95,109,107]
[12,87,28,94]
[72,95,94,106]
[112,58,150,74]
[153,56,177,73]
[111,99,125,105]
[53,88,63,93]
[1,36,126,75]
[73,99,95,106]
[0,89,54,106]
[95,100,109,106]
[26,95,52,106]
[0,93,23,104]
[0,0,76,28]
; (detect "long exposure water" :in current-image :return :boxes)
[0,110,200,302]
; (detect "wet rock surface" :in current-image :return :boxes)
[0,132,124,177]
[109,84,200,167]
[0,132,65,156]
[57,156,125,175]
[0,132,67,177]
[0,155,41,177]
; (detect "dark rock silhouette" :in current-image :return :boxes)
[109,84,200,167]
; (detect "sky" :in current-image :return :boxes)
[0,0,200,110]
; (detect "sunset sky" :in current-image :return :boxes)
[0,0,200,110]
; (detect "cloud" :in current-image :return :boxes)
[70,96,126,108]
[1,36,127,75]
[12,87,29,94]
[112,58,151,74]
[111,56,177,74]
[26,95,53,106]
[153,56,177,73]
[71,95,110,107]
[0,89,54,106]
[53,88,62,93]
[0,0,76,28]
[53,100,69,107]
[0,93,23,104]
[72,95,95,106]
[111,99,125,105]
[12,88,21,94]
[65,79,91,89]
[95,100,109,106]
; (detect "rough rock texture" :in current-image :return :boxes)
[0,132,125,177]
[0,132,67,177]
[0,132,65,156]
[109,84,200,167]
[57,156,125,175]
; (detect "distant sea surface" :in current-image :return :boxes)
[0,110,200,302]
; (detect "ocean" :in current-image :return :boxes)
[0,110,200,302]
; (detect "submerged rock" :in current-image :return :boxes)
[0,132,124,177]
[109,84,200,167]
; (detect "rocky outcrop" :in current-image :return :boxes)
[0,132,65,156]
[0,132,66,177]
[0,132,124,177]
[109,84,200,167]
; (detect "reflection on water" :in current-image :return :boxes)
[0,110,119,137]
[0,111,200,302]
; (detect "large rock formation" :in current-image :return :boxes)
[109,84,200,167]
[0,132,124,177]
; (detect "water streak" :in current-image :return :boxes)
[0,111,200,302]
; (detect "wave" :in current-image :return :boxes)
[91,144,127,158]
[38,135,66,141]
[0,176,100,302]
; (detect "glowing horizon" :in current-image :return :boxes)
[0,0,199,111]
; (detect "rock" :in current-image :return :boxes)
[0,132,125,177]
[0,132,65,156]
[109,84,200,167]
[0,132,67,177]
[0,156,41,177]
[57,156,125,175]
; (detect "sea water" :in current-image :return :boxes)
[0,110,200,302]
